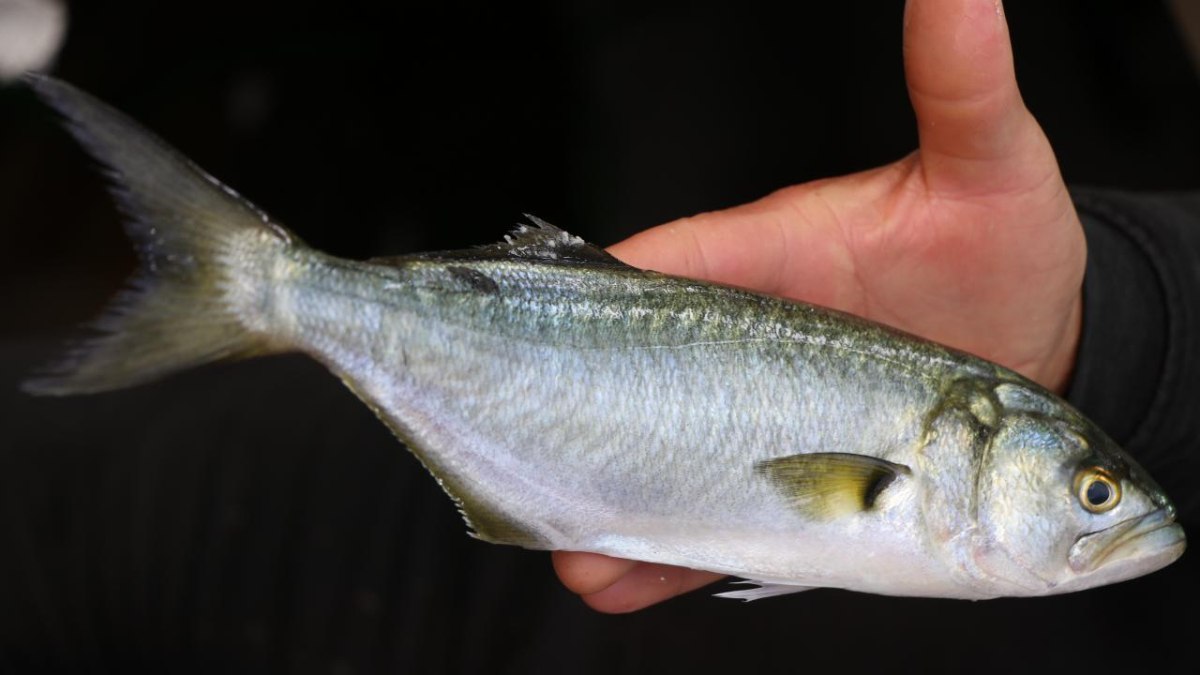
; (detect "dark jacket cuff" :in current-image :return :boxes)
[1067,189,1200,471]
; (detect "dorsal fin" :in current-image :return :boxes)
[370,216,628,268]
[498,215,619,263]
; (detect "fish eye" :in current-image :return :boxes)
[1074,468,1121,513]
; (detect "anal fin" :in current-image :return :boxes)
[714,580,818,601]
[333,374,548,550]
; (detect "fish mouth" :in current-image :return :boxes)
[1068,508,1186,574]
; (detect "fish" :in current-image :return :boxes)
[22,74,1185,601]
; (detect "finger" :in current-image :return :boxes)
[604,185,852,300]
[578,562,725,614]
[551,550,638,596]
[903,0,1047,193]
[606,205,784,288]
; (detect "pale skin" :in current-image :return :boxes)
[552,0,1088,613]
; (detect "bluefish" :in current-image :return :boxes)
[24,75,1185,600]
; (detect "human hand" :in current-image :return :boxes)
[553,0,1086,612]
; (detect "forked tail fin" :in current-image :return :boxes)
[23,75,298,395]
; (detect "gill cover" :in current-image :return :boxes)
[972,413,1081,592]
[915,377,1075,594]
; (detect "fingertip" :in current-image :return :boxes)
[578,564,724,614]
[904,0,1012,92]
[903,0,1035,172]
[552,551,639,596]
[605,202,798,295]
[606,217,708,278]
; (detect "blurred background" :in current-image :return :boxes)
[1,1,1198,672]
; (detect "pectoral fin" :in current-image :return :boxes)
[756,452,910,519]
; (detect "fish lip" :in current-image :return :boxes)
[1068,508,1184,573]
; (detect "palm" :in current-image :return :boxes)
[785,148,1082,388]
[555,0,1087,612]
[614,147,1083,389]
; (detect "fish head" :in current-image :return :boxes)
[971,383,1185,595]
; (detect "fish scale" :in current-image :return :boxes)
[23,74,1185,601]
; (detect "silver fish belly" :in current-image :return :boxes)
[24,75,1185,601]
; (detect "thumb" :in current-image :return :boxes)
[904,0,1047,193]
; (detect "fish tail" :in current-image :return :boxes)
[23,75,298,396]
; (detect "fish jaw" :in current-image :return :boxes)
[1053,508,1186,593]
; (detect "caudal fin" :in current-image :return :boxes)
[23,75,298,395]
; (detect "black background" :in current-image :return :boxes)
[1,1,1199,672]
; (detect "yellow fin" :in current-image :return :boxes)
[756,453,910,519]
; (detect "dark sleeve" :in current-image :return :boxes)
[1067,189,1200,486]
